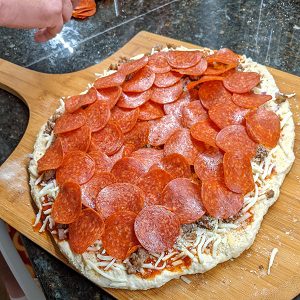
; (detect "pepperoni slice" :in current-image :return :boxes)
[94,71,126,89]
[245,108,280,148]
[65,88,97,113]
[60,125,91,153]
[148,52,171,74]
[117,90,152,109]
[151,80,183,104]
[154,71,183,88]
[204,63,237,76]
[102,211,139,260]
[160,178,205,224]
[122,143,136,157]
[164,128,204,165]
[173,59,207,76]
[138,101,164,121]
[190,119,219,148]
[206,48,240,65]
[198,81,232,110]
[97,86,122,109]
[208,100,249,129]
[194,148,223,181]
[187,76,225,90]
[122,66,155,93]
[90,122,124,155]
[182,100,208,128]
[111,157,146,183]
[81,172,117,209]
[110,106,140,133]
[56,151,95,186]
[216,125,257,157]
[95,183,145,219]
[37,138,64,172]
[130,148,164,171]
[118,56,149,76]
[53,109,86,134]
[223,152,254,194]
[151,153,191,179]
[223,71,261,93]
[134,205,180,253]
[137,169,173,206]
[201,179,243,219]
[124,121,150,149]
[148,114,181,146]
[232,92,272,109]
[51,181,82,224]
[69,208,104,254]
[166,50,202,68]
[88,150,113,172]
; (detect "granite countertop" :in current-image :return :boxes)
[0,0,300,299]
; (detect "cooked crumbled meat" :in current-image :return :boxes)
[223,212,241,223]
[166,43,177,49]
[253,145,269,164]
[125,248,148,274]
[275,93,287,104]
[196,215,218,230]
[43,169,56,182]
[153,44,164,52]
[266,189,275,199]
[118,56,129,64]
[108,63,118,71]
[181,223,197,240]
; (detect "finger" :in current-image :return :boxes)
[62,0,73,23]
[34,19,64,42]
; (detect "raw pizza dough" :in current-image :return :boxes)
[28,46,295,290]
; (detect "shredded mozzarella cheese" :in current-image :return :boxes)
[180,276,192,284]
[267,248,279,275]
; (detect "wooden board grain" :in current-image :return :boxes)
[0,31,300,300]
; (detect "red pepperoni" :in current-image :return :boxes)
[108,145,126,166]
[60,125,91,153]
[124,121,150,149]
[122,143,136,157]
[198,81,232,110]
[81,171,117,209]
[65,88,97,113]
[130,148,164,171]
[208,100,249,129]
[96,86,122,109]
[223,71,261,93]
[110,106,140,133]
[173,58,207,76]
[95,183,145,219]
[138,101,165,121]
[190,119,219,148]
[118,56,149,75]
[134,205,180,253]
[187,76,225,90]
[148,52,171,74]
[151,153,191,179]
[94,71,126,89]
[232,92,272,109]
[111,157,146,183]
[90,122,124,155]
[53,109,86,134]
[204,63,237,76]
[166,50,202,68]
[122,66,155,93]
[151,80,183,104]
[207,48,240,65]
[56,151,95,186]
[182,100,208,128]
[164,128,204,165]
[37,138,64,172]
[102,211,140,260]
[154,71,183,88]
[69,208,104,254]
[245,108,280,148]
[84,100,110,132]
[201,179,243,219]
[160,178,205,224]
[148,114,181,146]
[88,150,113,172]
[117,90,152,109]
[137,169,173,205]
[216,125,257,157]
[223,152,254,194]
[194,148,223,181]
[51,181,82,224]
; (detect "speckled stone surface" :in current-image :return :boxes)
[0,0,300,299]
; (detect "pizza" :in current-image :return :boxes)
[28,45,295,290]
